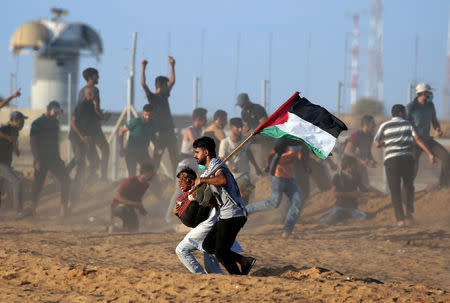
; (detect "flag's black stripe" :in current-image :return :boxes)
[288,96,348,138]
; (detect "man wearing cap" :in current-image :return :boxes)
[236,93,270,168]
[25,101,70,218]
[236,93,268,134]
[0,111,27,211]
[407,83,449,188]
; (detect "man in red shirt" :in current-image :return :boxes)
[109,163,153,232]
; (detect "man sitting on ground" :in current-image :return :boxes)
[320,155,376,223]
[109,163,153,233]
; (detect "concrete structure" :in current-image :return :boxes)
[9,9,102,110]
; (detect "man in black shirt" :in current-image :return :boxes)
[141,57,178,175]
[319,156,371,223]
[77,68,109,181]
[24,101,70,218]
[236,93,268,134]
[69,86,100,198]
[237,93,270,167]
[0,111,27,211]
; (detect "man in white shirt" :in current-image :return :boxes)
[218,118,261,180]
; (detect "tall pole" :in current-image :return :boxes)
[234,32,241,99]
[193,77,199,109]
[337,81,342,115]
[267,32,273,112]
[443,9,450,120]
[413,34,419,86]
[261,80,267,109]
[67,73,72,163]
[343,32,350,113]
[305,33,311,96]
[350,13,360,106]
[199,29,206,106]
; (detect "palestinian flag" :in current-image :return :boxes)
[254,92,347,159]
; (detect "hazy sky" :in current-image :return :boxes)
[2,0,449,118]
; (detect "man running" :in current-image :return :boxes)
[26,101,70,218]
[375,104,435,226]
[193,136,256,275]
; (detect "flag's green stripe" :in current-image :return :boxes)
[259,126,327,159]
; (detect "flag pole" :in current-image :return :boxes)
[205,92,300,178]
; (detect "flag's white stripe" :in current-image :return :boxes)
[276,112,337,156]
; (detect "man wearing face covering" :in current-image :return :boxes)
[0,111,27,212]
[407,83,450,188]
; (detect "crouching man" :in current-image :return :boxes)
[109,163,153,232]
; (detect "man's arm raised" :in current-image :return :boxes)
[141,60,151,97]
[168,56,176,91]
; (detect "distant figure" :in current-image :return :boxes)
[218,117,262,180]
[69,86,100,199]
[194,136,256,275]
[236,93,271,168]
[0,111,27,212]
[236,93,268,134]
[319,155,372,223]
[375,104,435,226]
[246,138,304,238]
[180,108,207,159]
[0,89,21,109]
[141,57,178,175]
[204,109,228,153]
[119,104,156,176]
[78,68,109,181]
[344,115,377,187]
[407,83,449,188]
[109,163,153,233]
[25,101,70,218]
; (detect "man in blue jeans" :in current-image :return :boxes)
[246,138,304,238]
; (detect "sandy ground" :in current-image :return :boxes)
[0,172,449,303]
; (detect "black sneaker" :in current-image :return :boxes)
[241,257,256,275]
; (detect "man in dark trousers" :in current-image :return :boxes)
[119,104,156,176]
[25,101,70,218]
[69,86,101,198]
[140,56,178,175]
[78,68,109,181]
[108,162,153,233]
[193,136,256,275]
[375,104,435,226]
[0,111,27,211]
[407,83,449,188]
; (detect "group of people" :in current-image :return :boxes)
[0,52,448,275]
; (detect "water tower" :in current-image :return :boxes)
[9,8,103,110]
